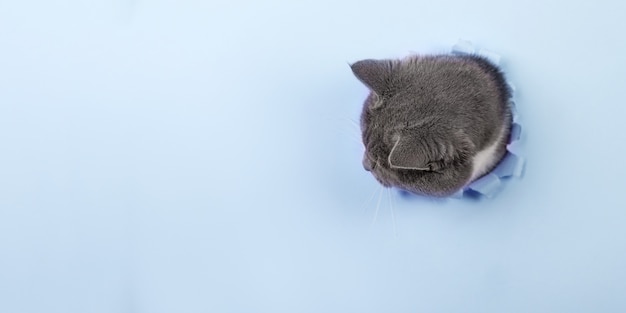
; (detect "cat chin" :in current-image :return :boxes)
[372,169,468,198]
[370,172,393,188]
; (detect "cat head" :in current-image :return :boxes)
[351,58,474,195]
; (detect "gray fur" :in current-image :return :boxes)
[351,54,512,197]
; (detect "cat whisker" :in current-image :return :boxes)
[360,185,381,214]
[371,186,384,226]
[337,118,364,149]
[340,116,362,137]
[341,131,363,146]
[347,118,360,132]
[387,188,398,237]
[337,116,360,130]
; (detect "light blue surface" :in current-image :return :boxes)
[1,1,625,312]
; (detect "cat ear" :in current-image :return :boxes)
[388,136,430,170]
[350,59,394,95]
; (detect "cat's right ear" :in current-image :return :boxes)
[349,59,394,95]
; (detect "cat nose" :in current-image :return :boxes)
[362,157,372,171]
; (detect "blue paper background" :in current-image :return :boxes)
[1,1,625,312]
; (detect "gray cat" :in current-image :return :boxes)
[351,54,512,197]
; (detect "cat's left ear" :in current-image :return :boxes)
[388,136,430,171]
[350,59,394,95]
